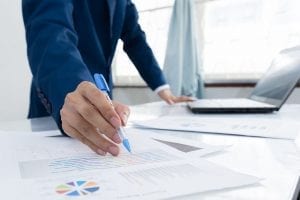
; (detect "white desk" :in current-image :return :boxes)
[1,102,300,200]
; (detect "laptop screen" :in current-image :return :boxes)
[250,46,300,107]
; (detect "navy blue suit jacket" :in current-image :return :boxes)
[22,0,167,130]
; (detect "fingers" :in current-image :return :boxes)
[61,108,120,156]
[64,90,120,144]
[157,88,196,104]
[60,81,127,156]
[173,96,195,103]
[165,98,175,105]
[62,121,106,156]
[77,81,122,129]
[113,101,130,125]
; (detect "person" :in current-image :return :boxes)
[22,0,192,156]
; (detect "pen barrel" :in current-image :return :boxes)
[94,73,131,153]
[118,127,131,153]
[118,127,127,141]
[101,91,126,140]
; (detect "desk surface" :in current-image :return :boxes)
[1,102,300,200]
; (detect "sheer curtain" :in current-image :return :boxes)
[163,0,204,98]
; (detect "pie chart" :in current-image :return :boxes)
[55,180,100,197]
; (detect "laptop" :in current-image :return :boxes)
[188,46,300,113]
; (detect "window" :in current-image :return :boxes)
[201,0,300,82]
[112,0,173,86]
[113,0,300,86]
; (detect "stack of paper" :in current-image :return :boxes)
[133,116,300,139]
[0,130,259,199]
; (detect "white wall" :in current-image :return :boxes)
[0,1,31,121]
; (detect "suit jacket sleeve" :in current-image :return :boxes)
[120,0,167,90]
[22,0,94,131]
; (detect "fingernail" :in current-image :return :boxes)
[97,149,106,156]
[113,133,121,144]
[110,117,120,128]
[122,113,128,125]
[108,146,119,156]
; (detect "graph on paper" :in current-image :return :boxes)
[55,180,100,197]
[19,150,179,179]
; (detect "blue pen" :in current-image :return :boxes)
[93,73,132,153]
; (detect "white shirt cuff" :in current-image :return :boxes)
[154,84,170,94]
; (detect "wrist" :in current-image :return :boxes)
[154,84,170,94]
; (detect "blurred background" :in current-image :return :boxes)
[1,0,300,121]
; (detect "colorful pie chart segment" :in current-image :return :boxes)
[56,180,100,197]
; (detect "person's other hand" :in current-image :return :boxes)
[158,88,195,105]
[60,81,130,156]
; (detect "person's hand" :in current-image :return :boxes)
[158,88,195,105]
[60,81,130,156]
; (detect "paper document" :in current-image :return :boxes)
[128,128,228,157]
[133,116,300,139]
[0,131,259,199]
[128,102,192,123]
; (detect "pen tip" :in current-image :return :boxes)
[123,139,131,153]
